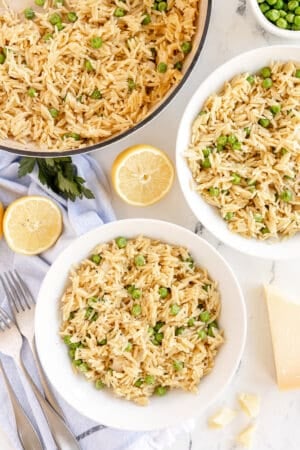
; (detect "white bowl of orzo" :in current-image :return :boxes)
[176,45,300,259]
[35,219,246,430]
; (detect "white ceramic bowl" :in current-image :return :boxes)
[249,0,300,39]
[176,45,300,260]
[35,219,246,431]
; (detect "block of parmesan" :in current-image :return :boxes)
[236,424,256,449]
[208,407,237,429]
[264,285,300,390]
[238,393,261,418]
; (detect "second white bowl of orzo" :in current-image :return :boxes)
[35,219,246,430]
[176,45,300,259]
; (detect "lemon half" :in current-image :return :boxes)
[111,145,174,206]
[3,196,62,255]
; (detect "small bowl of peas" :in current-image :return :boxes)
[249,0,300,38]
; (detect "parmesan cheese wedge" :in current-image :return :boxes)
[208,407,237,429]
[264,285,300,390]
[236,424,256,449]
[238,393,261,418]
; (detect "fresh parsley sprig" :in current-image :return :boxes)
[18,157,94,201]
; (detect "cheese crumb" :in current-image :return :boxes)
[238,393,261,418]
[236,424,257,448]
[208,407,237,429]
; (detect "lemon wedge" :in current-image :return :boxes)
[0,201,3,240]
[111,144,174,206]
[3,196,62,255]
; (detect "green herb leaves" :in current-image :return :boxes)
[18,157,94,201]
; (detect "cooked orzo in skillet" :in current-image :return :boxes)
[0,0,199,151]
[185,62,300,240]
[60,236,224,406]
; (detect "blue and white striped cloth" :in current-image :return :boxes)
[0,151,192,450]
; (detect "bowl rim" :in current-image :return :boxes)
[249,0,300,38]
[35,218,247,430]
[0,1,212,158]
[176,44,300,260]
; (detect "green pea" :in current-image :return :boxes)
[27,87,37,98]
[159,287,169,299]
[54,0,64,5]
[246,75,255,85]
[173,360,184,371]
[134,378,143,387]
[154,332,164,343]
[260,66,272,78]
[67,12,78,23]
[24,8,35,19]
[157,62,167,73]
[35,0,45,6]
[202,147,211,157]
[170,304,180,316]
[199,311,210,322]
[98,338,107,346]
[56,22,65,31]
[286,12,295,22]
[209,187,219,197]
[225,212,234,221]
[114,7,126,17]
[262,77,273,88]
[295,6,300,13]
[132,304,142,316]
[158,2,167,12]
[0,52,6,64]
[153,321,165,332]
[294,15,300,25]
[254,214,263,223]
[145,375,155,385]
[125,342,132,351]
[295,69,300,78]
[132,289,141,299]
[44,33,53,41]
[265,9,280,21]
[84,307,97,320]
[116,236,127,248]
[135,255,145,266]
[181,41,192,54]
[127,285,136,295]
[128,78,136,91]
[148,326,154,335]
[90,89,102,99]
[95,379,105,389]
[68,311,76,320]
[198,329,207,340]
[90,37,103,49]
[174,61,183,71]
[49,13,62,25]
[73,359,83,367]
[260,3,270,12]
[232,173,241,185]
[288,0,299,10]
[201,158,211,169]
[244,127,251,137]
[49,108,59,119]
[202,283,211,292]
[261,227,270,234]
[90,254,101,264]
[270,104,281,115]
[259,118,270,127]
[187,318,195,327]
[63,335,72,345]
[217,135,228,147]
[266,0,277,5]
[78,362,89,372]
[208,322,218,337]
[175,326,185,336]
[228,134,238,145]
[274,0,284,8]
[142,13,151,25]
[155,386,168,396]
[68,348,76,359]
[232,141,242,151]
[280,190,293,202]
[276,17,288,27]
[84,59,94,72]
[88,297,99,306]
[185,255,194,269]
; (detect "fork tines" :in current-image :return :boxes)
[0,307,12,330]
[0,271,34,314]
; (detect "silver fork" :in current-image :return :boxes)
[0,270,64,418]
[0,359,43,450]
[0,305,81,450]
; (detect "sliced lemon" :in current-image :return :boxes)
[0,201,3,240]
[111,144,174,206]
[3,196,62,255]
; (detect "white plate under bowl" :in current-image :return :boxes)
[176,45,300,260]
[35,219,246,431]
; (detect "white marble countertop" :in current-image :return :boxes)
[93,0,300,448]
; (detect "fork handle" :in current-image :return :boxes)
[27,335,65,420]
[15,356,81,450]
[0,361,43,450]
